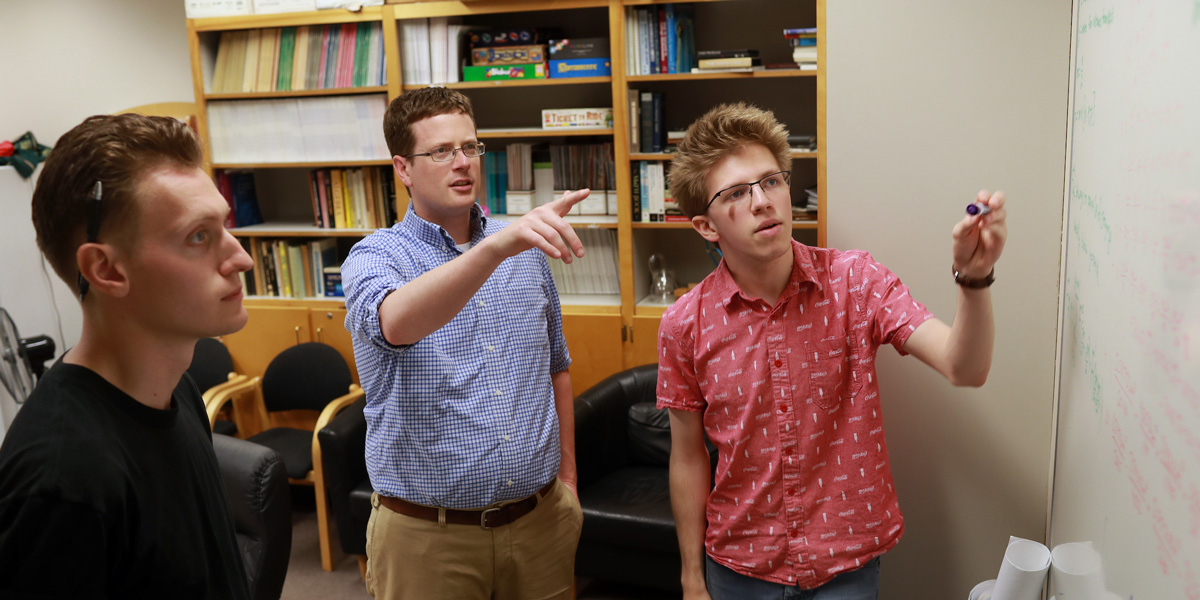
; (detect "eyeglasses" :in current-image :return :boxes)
[404,142,486,162]
[77,181,103,301]
[705,170,792,213]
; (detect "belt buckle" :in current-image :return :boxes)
[480,506,501,529]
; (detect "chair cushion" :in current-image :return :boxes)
[247,428,315,480]
[579,466,677,553]
[627,403,672,467]
[349,480,375,521]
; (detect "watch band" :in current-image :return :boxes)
[952,265,995,288]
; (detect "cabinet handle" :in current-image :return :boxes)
[294,326,301,345]
[316,327,324,344]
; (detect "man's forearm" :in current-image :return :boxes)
[944,286,994,385]
[670,433,711,591]
[552,370,576,490]
[378,239,506,346]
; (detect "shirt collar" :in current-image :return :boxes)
[399,203,489,252]
[711,240,824,308]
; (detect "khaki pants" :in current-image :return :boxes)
[365,480,583,600]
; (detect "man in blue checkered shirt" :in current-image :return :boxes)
[342,87,588,599]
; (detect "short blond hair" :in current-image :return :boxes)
[668,103,791,218]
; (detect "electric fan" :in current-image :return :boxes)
[0,307,56,403]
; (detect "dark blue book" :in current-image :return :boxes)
[231,172,263,227]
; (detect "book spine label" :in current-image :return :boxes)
[541,108,613,129]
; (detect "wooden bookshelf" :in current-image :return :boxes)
[630,149,817,161]
[476,127,614,138]
[402,76,611,91]
[206,86,389,100]
[211,160,393,169]
[627,69,816,83]
[186,0,826,440]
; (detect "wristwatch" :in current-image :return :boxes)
[952,265,995,288]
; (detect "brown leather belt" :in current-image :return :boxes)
[377,480,556,529]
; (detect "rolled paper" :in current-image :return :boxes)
[991,536,1052,600]
[1051,542,1106,599]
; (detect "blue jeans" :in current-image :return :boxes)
[705,555,882,600]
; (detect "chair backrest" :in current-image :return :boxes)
[261,342,353,413]
[189,337,235,393]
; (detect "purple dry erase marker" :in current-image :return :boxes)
[966,202,991,216]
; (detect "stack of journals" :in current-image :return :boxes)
[692,49,761,74]
[624,4,696,75]
[785,28,818,70]
[307,166,397,230]
[483,143,617,217]
[399,18,483,85]
[625,91,664,153]
[210,23,385,93]
[207,95,389,163]
[546,229,620,295]
[249,238,340,298]
[632,161,684,223]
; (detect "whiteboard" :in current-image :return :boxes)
[1051,2,1200,600]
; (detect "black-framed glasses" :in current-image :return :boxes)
[77,181,103,300]
[705,170,792,213]
[404,142,486,162]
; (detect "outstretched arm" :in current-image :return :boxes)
[905,190,1008,386]
[378,190,589,346]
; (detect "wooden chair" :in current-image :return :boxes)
[188,337,253,437]
[207,342,364,572]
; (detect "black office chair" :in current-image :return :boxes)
[213,433,292,600]
[189,337,247,437]
[573,364,716,592]
[229,342,364,572]
[316,397,372,576]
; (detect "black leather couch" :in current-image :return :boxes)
[574,364,715,592]
[316,398,372,558]
[213,433,293,600]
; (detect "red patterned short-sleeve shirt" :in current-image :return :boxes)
[657,241,934,588]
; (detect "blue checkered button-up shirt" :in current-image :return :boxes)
[342,205,571,508]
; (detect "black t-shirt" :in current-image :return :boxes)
[0,361,250,600]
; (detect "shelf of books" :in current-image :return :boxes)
[187,0,822,371]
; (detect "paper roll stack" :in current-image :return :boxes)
[990,536,1052,600]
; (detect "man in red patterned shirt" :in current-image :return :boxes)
[657,103,1007,599]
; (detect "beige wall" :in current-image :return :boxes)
[826,2,1071,598]
[0,0,193,144]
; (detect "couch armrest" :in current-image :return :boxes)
[213,434,292,600]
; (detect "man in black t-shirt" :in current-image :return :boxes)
[0,114,255,599]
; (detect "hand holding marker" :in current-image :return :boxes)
[966,201,992,216]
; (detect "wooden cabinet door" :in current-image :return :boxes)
[630,315,663,369]
[221,305,312,378]
[310,307,359,386]
[561,312,624,395]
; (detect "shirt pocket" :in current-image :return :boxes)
[506,284,550,349]
[803,339,859,410]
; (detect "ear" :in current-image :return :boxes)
[76,243,130,299]
[393,155,414,189]
[691,214,721,245]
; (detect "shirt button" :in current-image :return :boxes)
[503,435,510,441]
[478,300,486,307]
[487,345,494,351]
[780,404,789,413]
[494,390,502,396]
[774,359,783,367]
[506,479,514,486]
[788,488,797,496]
[784,447,794,456]
[789,529,798,537]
